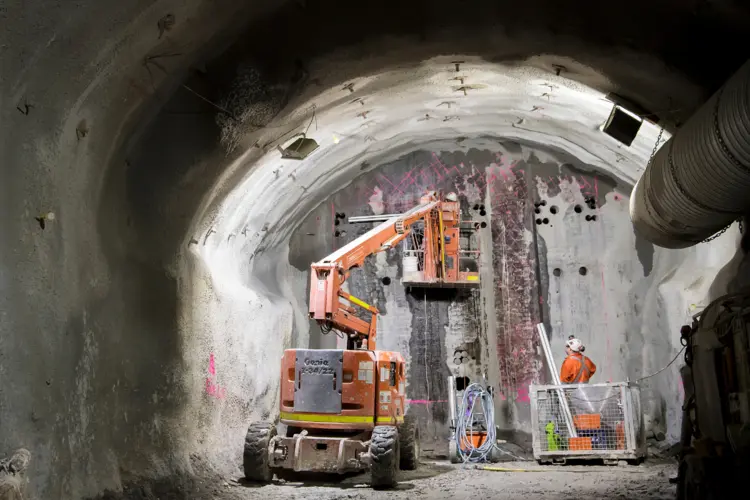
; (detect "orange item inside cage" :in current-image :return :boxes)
[615,422,626,450]
[573,414,601,430]
[569,437,593,451]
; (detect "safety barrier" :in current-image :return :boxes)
[530,382,646,464]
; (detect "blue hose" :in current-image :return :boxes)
[454,383,497,463]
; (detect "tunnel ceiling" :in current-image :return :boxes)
[198,59,665,268]
[3,0,750,259]
[2,0,748,340]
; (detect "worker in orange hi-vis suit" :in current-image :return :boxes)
[560,337,597,384]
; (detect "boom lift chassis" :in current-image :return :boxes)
[243,192,480,488]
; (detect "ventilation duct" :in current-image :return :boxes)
[630,59,750,248]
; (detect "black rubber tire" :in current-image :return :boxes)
[399,413,420,470]
[243,422,276,482]
[370,425,399,489]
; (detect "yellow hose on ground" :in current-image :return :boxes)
[477,466,544,472]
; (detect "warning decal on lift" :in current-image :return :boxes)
[379,391,391,403]
[358,361,374,384]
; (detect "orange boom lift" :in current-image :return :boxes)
[242,191,480,488]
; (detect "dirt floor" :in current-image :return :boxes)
[162,460,677,500]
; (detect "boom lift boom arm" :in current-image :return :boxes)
[309,193,443,350]
[310,192,479,350]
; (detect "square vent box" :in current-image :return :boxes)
[279,137,319,160]
[602,105,643,147]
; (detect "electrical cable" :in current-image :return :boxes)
[453,383,531,463]
[633,292,750,384]
[455,383,495,463]
[634,346,686,382]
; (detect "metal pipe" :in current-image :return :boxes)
[536,323,577,437]
[630,59,750,248]
[347,214,402,223]
[447,376,457,428]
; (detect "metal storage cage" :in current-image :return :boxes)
[530,382,647,464]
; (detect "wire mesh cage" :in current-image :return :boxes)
[530,382,646,463]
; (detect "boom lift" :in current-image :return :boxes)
[242,191,480,488]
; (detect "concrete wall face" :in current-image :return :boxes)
[289,142,669,452]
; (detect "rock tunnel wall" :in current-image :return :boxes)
[288,140,683,454]
[3,1,750,497]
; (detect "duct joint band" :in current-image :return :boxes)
[641,170,671,231]
[713,87,750,175]
[667,143,742,216]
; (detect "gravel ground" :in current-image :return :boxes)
[201,460,677,500]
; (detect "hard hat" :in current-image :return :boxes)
[566,338,583,352]
[446,192,458,202]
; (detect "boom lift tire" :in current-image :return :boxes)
[399,413,420,470]
[243,422,276,482]
[370,426,400,489]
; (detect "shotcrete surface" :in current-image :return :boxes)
[3,1,750,499]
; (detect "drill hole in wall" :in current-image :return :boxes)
[550,206,558,214]
[543,218,549,224]
[473,204,480,211]
[579,266,588,276]
[455,376,471,391]
[381,277,391,286]
[534,207,541,214]
[479,209,487,216]
[480,221,487,229]
[574,205,583,213]
[553,268,562,277]
[535,218,542,225]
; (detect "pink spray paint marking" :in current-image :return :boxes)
[516,385,530,403]
[378,173,404,195]
[205,378,227,399]
[407,399,448,405]
[205,353,226,399]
